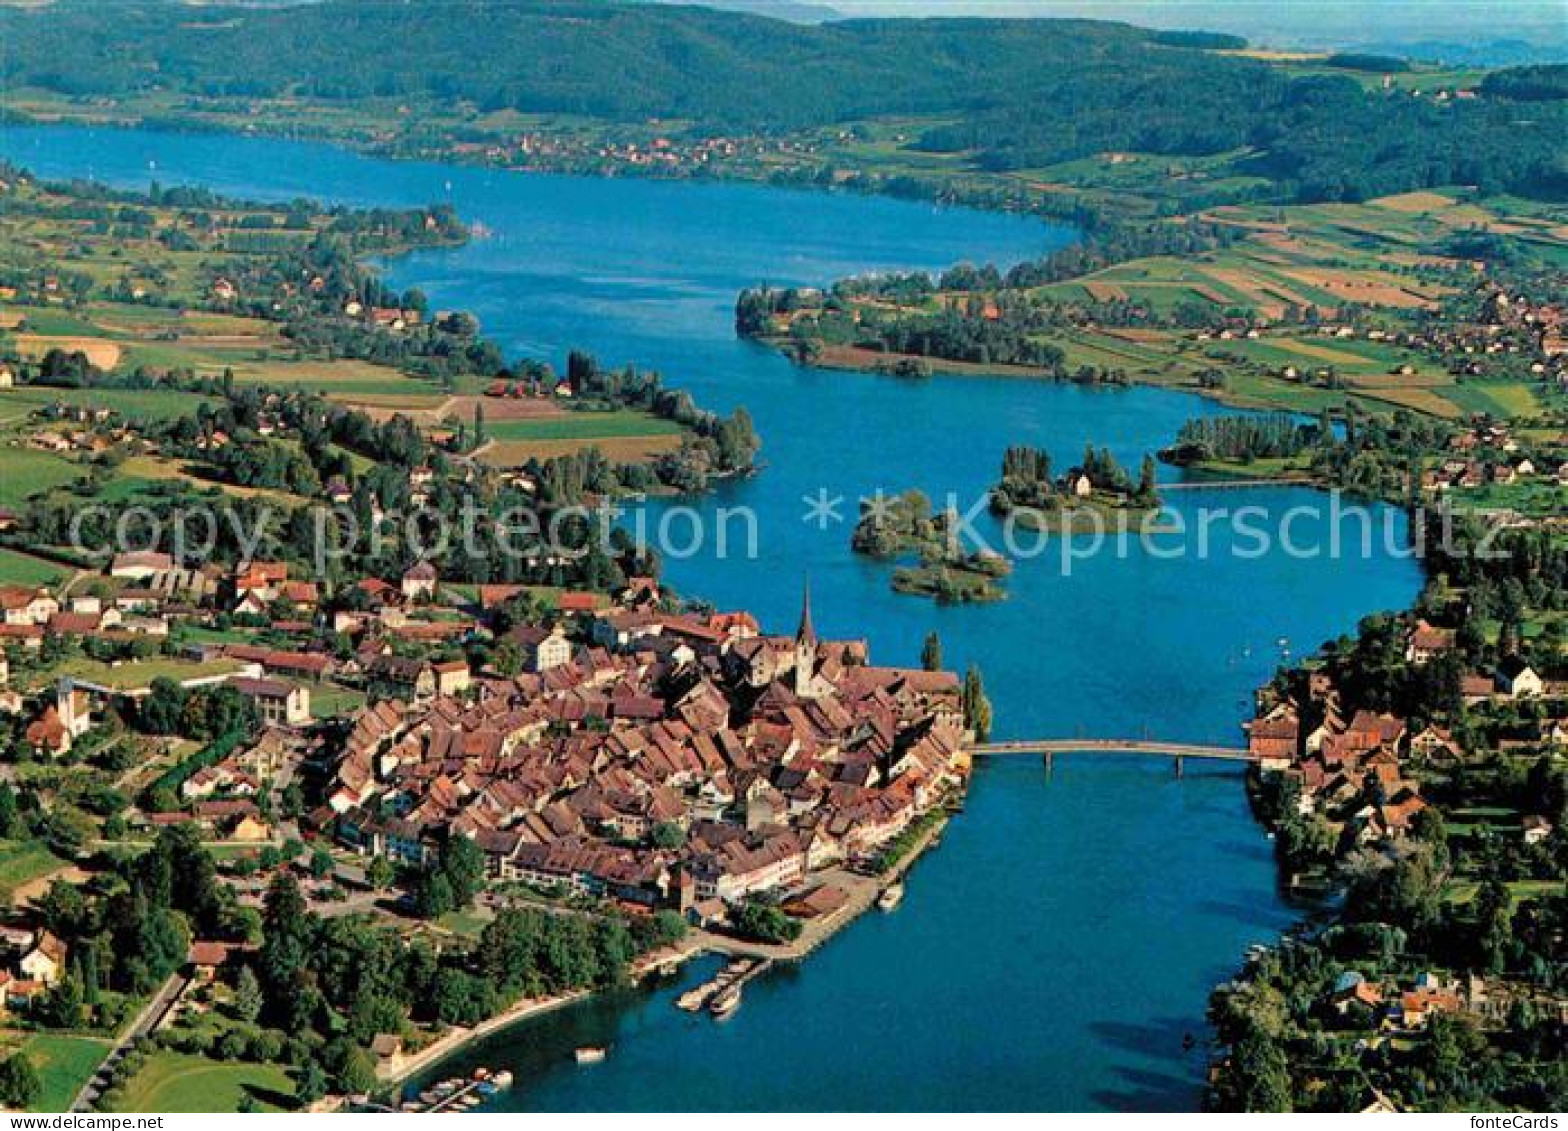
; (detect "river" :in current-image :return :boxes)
[0,125,1422,1110]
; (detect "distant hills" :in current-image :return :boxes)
[3,0,1565,203]
[643,0,840,24]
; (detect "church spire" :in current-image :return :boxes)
[796,575,816,646]
[794,576,819,699]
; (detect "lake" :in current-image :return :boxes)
[0,125,1423,1110]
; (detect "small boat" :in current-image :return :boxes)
[877,883,905,911]
[492,1070,514,1090]
[676,987,708,1012]
[574,1046,609,1064]
[709,988,741,1018]
[473,1067,491,1082]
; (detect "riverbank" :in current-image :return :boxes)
[389,814,953,1097]
[381,939,706,1089]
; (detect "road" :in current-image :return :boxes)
[69,970,188,1112]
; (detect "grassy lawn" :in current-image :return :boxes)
[2,1033,112,1112]
[484,409,684,441]
[0,839,67,901]
[310,684,367,718]
[436,907,493,937]
[0,386,214,424]
[51,656,248,692]
[111,1052,295,1113]
[0,546,68,587]
[0,445,82,505]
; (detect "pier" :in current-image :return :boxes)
[677,956,773,1016]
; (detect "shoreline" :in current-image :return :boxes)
[379,939,707,1090]
[384,813,951,1094]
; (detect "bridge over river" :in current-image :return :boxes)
[970,738,1255,775]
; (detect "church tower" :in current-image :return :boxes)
[793,577,818,698]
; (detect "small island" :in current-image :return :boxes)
[989,444,1161,533]
[849,489,1011,603]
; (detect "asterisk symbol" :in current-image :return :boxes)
[859,489,898,527]
[801,487,845,529]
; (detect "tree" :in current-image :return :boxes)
[366,855,396,891]
[731,900,802,944]
[0,784,24,838]
[294,1058,328,1107]
[1473,879,1513,975]
[309,847,335,880]
[0,1052,42,1110]
[233,964,263,1024]
[920,631,943,672]
[962,664,993,741]
[413,871,454,919]
[334,1045,378,1096]
[439,836,485,910]
[1136,453,1158,503]
[1226,1031,1293,1111]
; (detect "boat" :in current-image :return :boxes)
[676,987,709,1011]
[574,1046,609,1064]
[492,1070,514,1090]
[877,882,905,911]
[709,987,741,1018]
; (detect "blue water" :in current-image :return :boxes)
[0,125,1424,1110]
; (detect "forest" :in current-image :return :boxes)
[4,2,1566,204]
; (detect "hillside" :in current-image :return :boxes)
[2,0,1565,203]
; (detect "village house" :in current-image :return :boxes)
[0,586,58,626]
[110,550,174,580]
[432,659,472,697]
[367,655,437,701]
[232,677,312,726]
[1404,620,1455,665]
[1495,656,1543,699]
[511,624,574,672]
[400,561,439,601]
[18,931,67,986]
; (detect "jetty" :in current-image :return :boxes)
[676,956,772,1016]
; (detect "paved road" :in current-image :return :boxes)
[69,971,187,1112]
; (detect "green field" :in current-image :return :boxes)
[50,657,248,693]
[310,684,368,718]
[0,839,66,900]
[111,1052,295,1113]
[0,546,68,587]
[0,445,82,505]
[4,1033,111,1112]
[485,410,685,441]
[0,386,217,424]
